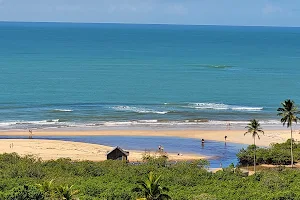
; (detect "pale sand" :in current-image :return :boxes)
[0,139,205,162]
[0,129,299,146]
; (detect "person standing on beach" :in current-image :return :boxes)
[29,129,33,139]
[226,122,231,130]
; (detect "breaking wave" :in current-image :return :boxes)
[102,119,281,127]
[111,106,169,114]
[188,64,234,69]
[0,118,282,130]
[205,65,233,69]
[187,103,263,111]
[53,109,73,112]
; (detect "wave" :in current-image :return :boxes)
[0,119,283,130]
[102,119,282,126]
[46,119,60,122]
[187,103,263,112]
[205,65,233,69]
[0,119,69,127]
[16,119,67,124]
[111,106,168,114]
[53,109,73,112]
[187,64,234,69]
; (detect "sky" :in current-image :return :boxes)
[0,0,300,27]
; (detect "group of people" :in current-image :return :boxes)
[200,122,230,145]
[201,135,228,144]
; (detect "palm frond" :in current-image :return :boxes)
[244,119,263,140]
[277,108,285,112]
[257,133,260,140]
[135,172,171,200]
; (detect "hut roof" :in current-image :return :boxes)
[107,146,129,156]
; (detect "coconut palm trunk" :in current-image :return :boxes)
[244,119,264,174]
[254,136,256,173]
[290,125,293,167]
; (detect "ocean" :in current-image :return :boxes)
[0,22,300,130]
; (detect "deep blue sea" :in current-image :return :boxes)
[0,22,300,130]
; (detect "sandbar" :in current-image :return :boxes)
[0,128,299,146]
[0,139,205,162]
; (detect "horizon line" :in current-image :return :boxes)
[0,20,300,28]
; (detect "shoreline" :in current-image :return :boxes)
[0,128,299,146]
[0,121,288,132]
[0,139,206,162]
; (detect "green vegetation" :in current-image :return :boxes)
[237,139,300,166]
[1,153,300,199]
[277,99,300,167]
[134,171,171,200]
[244,119,264,173]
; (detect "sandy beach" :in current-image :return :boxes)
[0,128,298,146]
[0,128,298,161]
[0,139,205,162]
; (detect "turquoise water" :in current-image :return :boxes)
[0,22,300,130]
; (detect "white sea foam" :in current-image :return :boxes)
[0,119,66,127]
[231,107,263,111]
[111,106,168,114]
[0,119,283,130]
[101,119,281,127]
[104,121,138,126]
[188,103,263,111]
[53,109,73,112]
[260,120,282,125]
[0,122,15,127]
[46,119,60,123]
[137,120,158,123]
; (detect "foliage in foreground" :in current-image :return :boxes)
[1,153,300,199]
[134,171,171,200]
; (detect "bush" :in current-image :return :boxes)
[5,185,44,200]
[0,152,300,199]
[237,140,299,166]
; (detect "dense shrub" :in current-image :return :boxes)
[0,153,300,199]
[237,139,300,166]
[5,185,44,200]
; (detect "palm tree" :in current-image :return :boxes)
[36,179,55,198]
[244,119,264,173]
[56,185,79,200]
[277,99,300,167]
[134,172,171,200]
